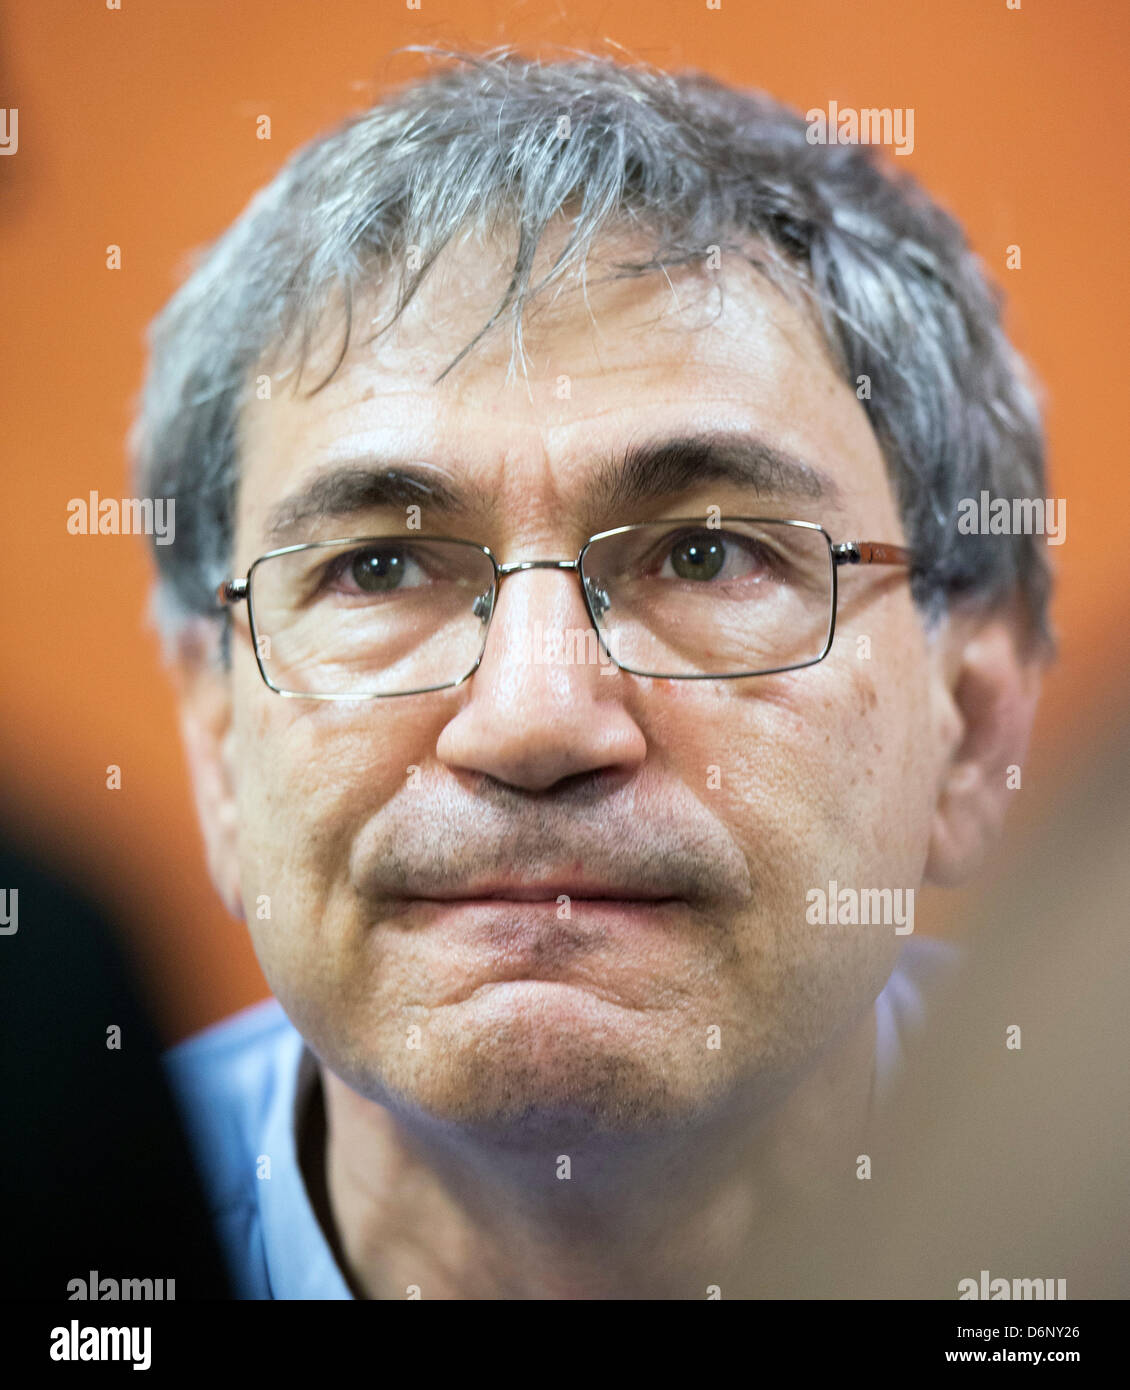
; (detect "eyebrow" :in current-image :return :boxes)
[263,465,467,544]
[593,432,841,516]
[261,431,841,545]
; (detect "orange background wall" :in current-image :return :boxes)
[2,0,1127,1042]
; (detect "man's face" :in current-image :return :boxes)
[220,234,950,1140]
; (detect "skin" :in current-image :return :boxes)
[175,227,1044,1299]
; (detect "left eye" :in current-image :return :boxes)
[349,548,409,592]
[658,531,766,583]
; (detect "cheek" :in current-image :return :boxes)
[230,682,432,937]
[235,679,422,819]
[635,639,937,895]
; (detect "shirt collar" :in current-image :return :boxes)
[257,1029,354,1299]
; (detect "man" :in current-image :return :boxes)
[135,49,1051,1299]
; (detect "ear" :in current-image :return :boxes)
[925,602,1047,887]
[173,619,245,921]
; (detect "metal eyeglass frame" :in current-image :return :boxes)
[216,518,913,699]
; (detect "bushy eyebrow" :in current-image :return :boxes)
[263,465,466,544]
[261,430,841,544]
[592,432,841,516]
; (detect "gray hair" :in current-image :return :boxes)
[131,46,1052,652]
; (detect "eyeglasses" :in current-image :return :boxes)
[216,519,912,699]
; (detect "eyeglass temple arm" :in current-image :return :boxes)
[832,541,912,568]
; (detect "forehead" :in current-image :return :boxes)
[234,229,894,557]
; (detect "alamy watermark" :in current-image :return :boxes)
[958,1270,1067,1300]
[518,622,624,675]
[805,881,914,934]
[66,491,175,545]
[50,1322,151,1371]
[67,1270,174,1300]
[805,100,914,157]
[957,492,1066,545]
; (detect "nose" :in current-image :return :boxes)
[434,565,648,792]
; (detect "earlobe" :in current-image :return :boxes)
[173,620,246,922]
[925,610,1045,888]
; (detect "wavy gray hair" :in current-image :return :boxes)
[131,46,1052,652]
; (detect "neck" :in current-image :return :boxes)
[306,1008,877,1300]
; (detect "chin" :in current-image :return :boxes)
[338,1026,710,1146]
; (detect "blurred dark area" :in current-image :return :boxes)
[740,699,1130,1299]
[0,823,231,1300]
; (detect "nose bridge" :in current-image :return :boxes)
[480,556,612,657]
[435,551,646,790]
[473,555,606,676]
[496,558,578,577]
[486,558,588,633]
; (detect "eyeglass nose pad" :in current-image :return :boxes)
[472,588,495,624]
[584,577,611,620]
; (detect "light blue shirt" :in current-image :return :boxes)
[163,934,960,1299]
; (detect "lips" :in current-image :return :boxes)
[410,880,682,904]
[347,775,755,913]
